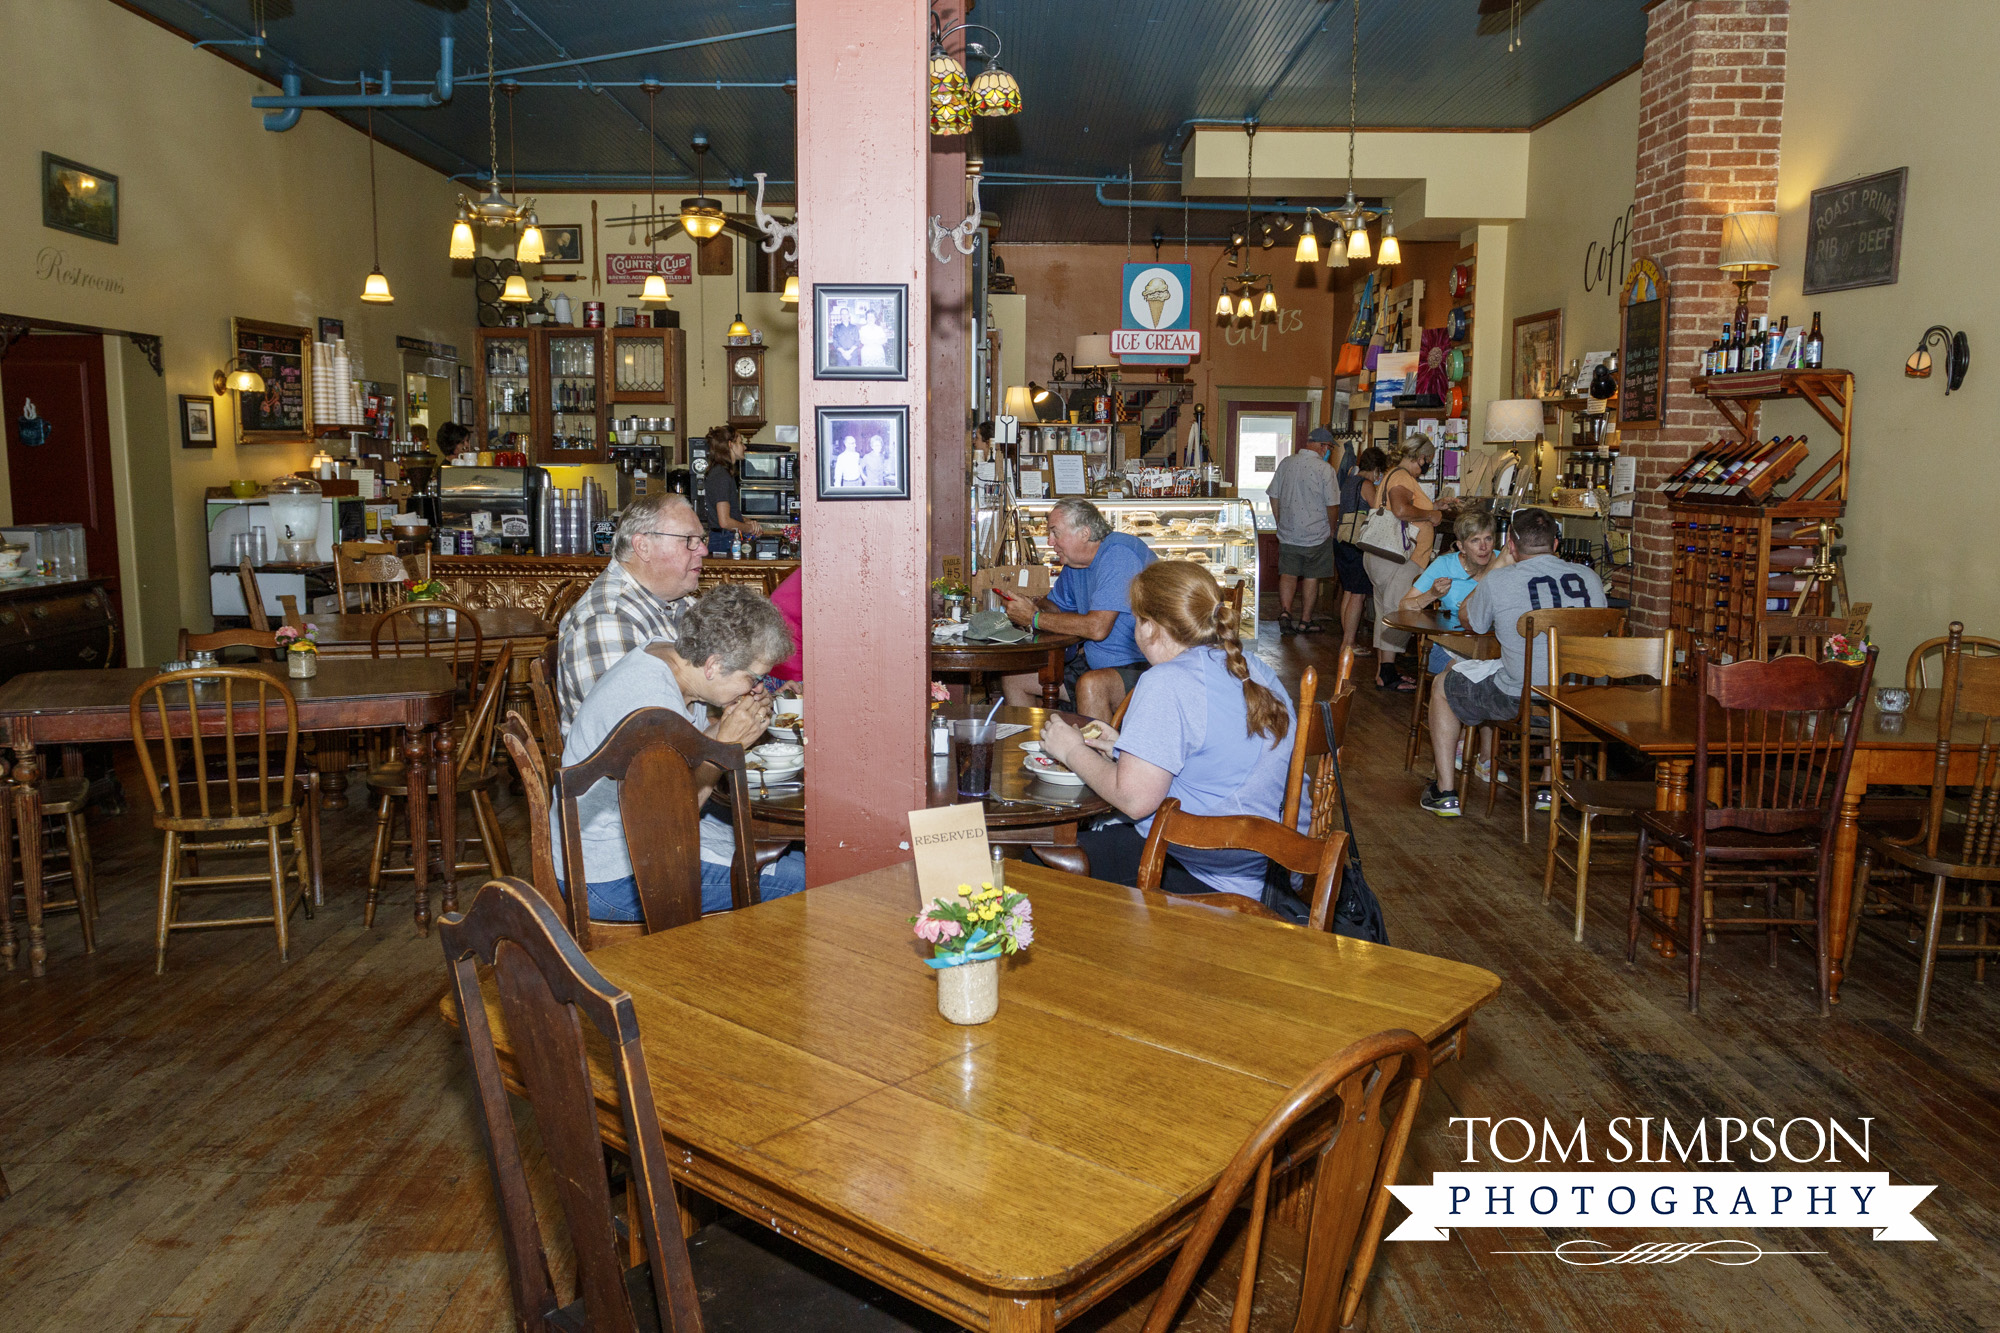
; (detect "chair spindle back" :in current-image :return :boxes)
[129,667,300,824]
[1694,647,1876,846]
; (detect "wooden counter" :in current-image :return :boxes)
[430,554,799,612]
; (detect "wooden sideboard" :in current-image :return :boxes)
[0,578,116,680]
[431,555,799,614]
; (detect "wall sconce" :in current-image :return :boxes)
[213,358,266,395]
[1905,325,1969,393]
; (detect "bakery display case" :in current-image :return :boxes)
[1015,497,1260,639]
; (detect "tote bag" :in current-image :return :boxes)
[1356,475,1408,564]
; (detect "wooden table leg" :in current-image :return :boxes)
[314,732,353,810]
[405,723,432,935]
[0,763,14,972]
[1651,759,1691,958]
[1040,647,1063,709]
[1826,776,1865,1004]
[435,723,459,918]
[12,742,47,977]
[989,1293,1055,1333]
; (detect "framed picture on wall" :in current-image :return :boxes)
[1512,308,1564,399]
[815,405,909,500]
[41,153,118,244]
[813,284,908,380]
[180,395,216,448]
[457,364,472,393]
[540,225,584,264]
[317,317,345,343]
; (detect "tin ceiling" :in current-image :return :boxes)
[124,0,1644,243]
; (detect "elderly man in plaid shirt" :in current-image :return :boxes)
[558,492,710,728]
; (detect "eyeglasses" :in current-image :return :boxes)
[640,531,707,552]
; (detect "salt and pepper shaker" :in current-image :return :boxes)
[991,845,1006,890]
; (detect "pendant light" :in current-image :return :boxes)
[640,85,672,306]
[448,0,534,259]
[1347,222,1372,261]
[727,218,750,338]
[1215,288,1233,319]
[1376,211,1401,267]
[781,274,800,305]
[1335,0,1374,264]
[450,212,476,260]
[500,273,531,303]
[1327,226,1350,268]
[1235,291,1255,322]
[1294,218,1319,265]
[679,137,726,241]
[1258,283,1277,317]
[360,107,394,303]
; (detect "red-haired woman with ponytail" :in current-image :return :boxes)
[1039,562,1300,898]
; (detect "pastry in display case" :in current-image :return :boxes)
[1014,497,1260,638]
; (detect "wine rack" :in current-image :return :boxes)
[1666,369,1854,675]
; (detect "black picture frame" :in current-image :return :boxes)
[813,283,908,380]
[815,406,910,500]
[541,225,584,264]
[1803,166,1907,295]
[180,394,217,449]
[42,153,118,244]
[317,316,345,342]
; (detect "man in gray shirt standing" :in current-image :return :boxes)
[1421,507,1606,817]
[1266,426,1342,634]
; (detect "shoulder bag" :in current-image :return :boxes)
[1318,698,1388,944]
[1356,473,1409,564]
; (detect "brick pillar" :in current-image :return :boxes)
[1623,0,1788,630]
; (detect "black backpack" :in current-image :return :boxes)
[1257,699,1388,944]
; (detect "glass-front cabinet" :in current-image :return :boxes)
[541,329,607,463]
[473,329,534,455]
[1014,496,1261,638]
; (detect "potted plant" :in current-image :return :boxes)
[929,574,969,622]
[404,578,455,628]
[911,881,1034,1025]
[274,624,320,678]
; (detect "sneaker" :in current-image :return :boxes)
[1420,782,1462,818]
[1534,788,1554,812]
[1473,758,1513,785]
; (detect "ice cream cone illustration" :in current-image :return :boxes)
[1141,276,1171,326]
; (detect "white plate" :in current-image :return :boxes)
[748,766,802,787]
[1023,754,1086,786]
[1018,739,1044,755]
[767,721,806,741]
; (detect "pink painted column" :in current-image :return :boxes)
[798,0,932,884]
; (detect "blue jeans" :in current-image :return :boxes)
[1428,642,1454,675]
[562,849,808,922]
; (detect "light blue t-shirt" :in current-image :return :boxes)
[554,643,740,888]
[1416,552,1480,629]
[1117,646,1299,898]
[1048,531,1156,669]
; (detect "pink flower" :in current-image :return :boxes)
[914,914,963,946]
[1010,898,1034,949]
[930,681,951,702]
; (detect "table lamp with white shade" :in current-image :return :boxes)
[1718,210,1779,333]
[1484,398,1547,500]
[1072,333,1115,372]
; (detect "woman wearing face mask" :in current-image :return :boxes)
[1038,561,1297,899]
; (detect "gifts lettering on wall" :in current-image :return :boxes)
[1224,308,1306,351]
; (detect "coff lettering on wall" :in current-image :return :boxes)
[1223,308,1306,351]
[34,246,124,295]
[1583,206,1636,297]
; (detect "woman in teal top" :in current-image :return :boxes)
[1402,510,1509,670]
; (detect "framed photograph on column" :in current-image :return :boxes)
[1511,308,1564,399]
[180,395,216,448]
[813,284,908,380]
[815,405,909,500]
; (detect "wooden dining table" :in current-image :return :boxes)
[1537,680,1976,1002]
[0,658,459,975]
[930,631,1081,708]
[728,704,1114,853]
[458,860,1502,1332]
[299,606,552,808]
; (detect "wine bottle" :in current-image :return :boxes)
[1804,312,1824,369]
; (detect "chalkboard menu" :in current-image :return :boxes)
[1618,257,1668,430]
[1804,166,1906,295]
[231,317,311,444]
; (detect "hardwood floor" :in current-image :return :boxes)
[2,625,1995,1332]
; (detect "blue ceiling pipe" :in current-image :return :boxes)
[252,36,453,128]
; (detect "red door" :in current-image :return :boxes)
[2,334,122,641]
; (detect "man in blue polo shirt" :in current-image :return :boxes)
[1000,497,1156,719]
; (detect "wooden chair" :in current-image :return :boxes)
[554,707,783,950]
[1628,647,1876,1014]
[439,876,706,1333]
[336,542,429,615]
[371,600,487,702]
[529,645,564,765]
[237,560,299,630]
[129,667,313,973]
[1483,607,1627,842]
[1078,1029,1430,1333]
[1138,799,1353,934]
[3,775,100,958]
[179,626,279,663]
[1405,623,1501,773]
[1279,666,1320,830]
[366,645,514,928]
[1905,630,2000,689]
[1541,631,1673,943]
[1850,624,2000,1032]
[542,577,586,630]
[1756,609,1868,661]
[497,712,563,914]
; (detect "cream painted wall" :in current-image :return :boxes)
[1765,0,2000,668]
[474,194,800,447]
[1503,74,1640,377]
[0,0,475,638]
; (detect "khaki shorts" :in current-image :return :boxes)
[1277,540,1337,579]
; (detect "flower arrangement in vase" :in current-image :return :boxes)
[911,881,1034,1025]
[274,623,320,678]
[1824,633,1870,666]
[404,578,449,602]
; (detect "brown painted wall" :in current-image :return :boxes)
[994,239,1461,429]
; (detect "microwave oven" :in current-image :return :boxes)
[739,452,796,482]
[738,487,790,518]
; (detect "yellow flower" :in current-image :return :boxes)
[957,883,972,897]
[980,905,998,921]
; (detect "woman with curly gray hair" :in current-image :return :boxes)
[556,583,803,921]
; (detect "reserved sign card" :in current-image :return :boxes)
[908,803,992,902]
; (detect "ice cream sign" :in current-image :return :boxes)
[1115,263,1199,365]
